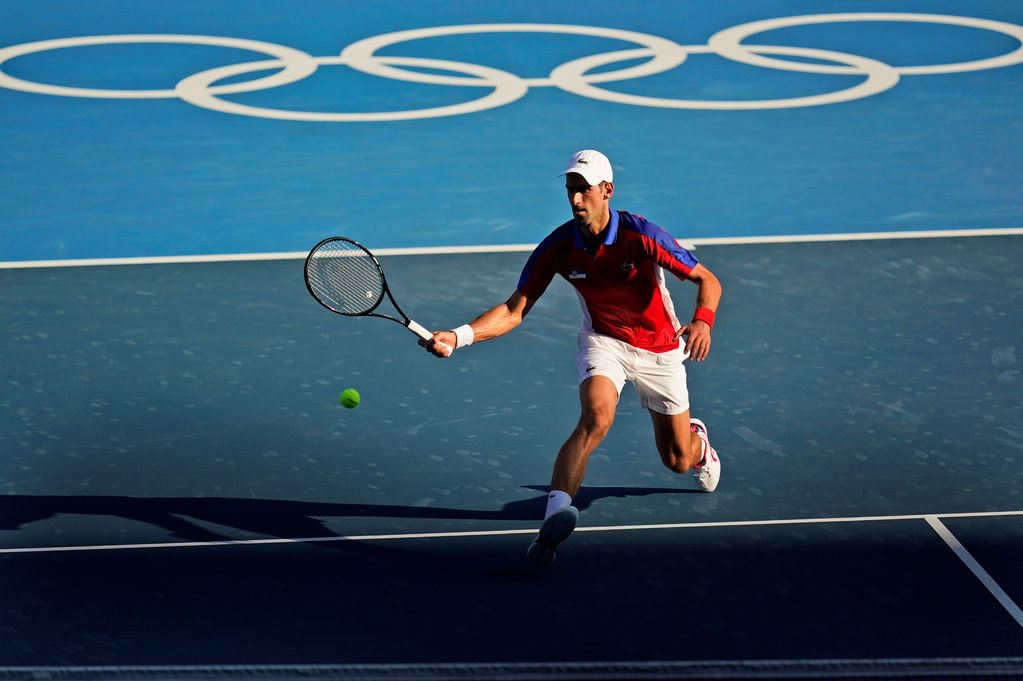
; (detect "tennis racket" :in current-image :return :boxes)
[304,237,445,348]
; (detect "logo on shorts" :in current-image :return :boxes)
[620,261,634,272]
[569,269,587,280]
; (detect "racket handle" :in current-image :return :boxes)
[408,319,453,354]
[406,320,433,341]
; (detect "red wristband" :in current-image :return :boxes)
[691,306,715,329]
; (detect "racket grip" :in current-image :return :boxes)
[406,319,434,342]
[408,319,454,354]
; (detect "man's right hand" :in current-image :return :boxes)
[419,330,457,358]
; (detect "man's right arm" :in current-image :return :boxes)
[422,290,536,358]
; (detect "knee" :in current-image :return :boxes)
[663,447,690,474]
[579,403,615,440]
[660,439,701,474]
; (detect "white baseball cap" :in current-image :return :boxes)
[561,149,613,185]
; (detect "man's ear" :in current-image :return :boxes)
[603,181,614,200]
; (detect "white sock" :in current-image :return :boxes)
[544,490,572,519]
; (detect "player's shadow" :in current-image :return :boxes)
[0,485,697,544]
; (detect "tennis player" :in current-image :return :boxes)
[423,149,722,566]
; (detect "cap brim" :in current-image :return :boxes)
[560,167,605,185]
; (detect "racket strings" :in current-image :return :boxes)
[307,242,384,315]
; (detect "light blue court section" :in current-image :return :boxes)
[1,0,1021,261]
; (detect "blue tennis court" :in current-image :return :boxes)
[2,1,1022,679]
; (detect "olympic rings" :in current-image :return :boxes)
[0,13,1020,121]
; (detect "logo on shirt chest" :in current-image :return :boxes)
[567,259,636,282]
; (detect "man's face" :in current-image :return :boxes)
[565,173,613,234]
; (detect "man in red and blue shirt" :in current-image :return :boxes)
[424,150,722,566]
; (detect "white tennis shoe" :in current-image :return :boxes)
[690,418,721,493]
[526,505,579,566]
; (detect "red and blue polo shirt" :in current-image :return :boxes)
[517,210,699,353]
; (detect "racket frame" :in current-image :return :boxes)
[304,236,433,341]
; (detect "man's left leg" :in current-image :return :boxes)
[636,343,721,493]
[649,409,721,492]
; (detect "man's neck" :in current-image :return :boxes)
[579,210,611,251]
[582,208,611,238]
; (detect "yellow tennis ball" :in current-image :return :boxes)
[339,388,361,409]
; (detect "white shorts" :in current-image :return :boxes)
[575,332,690,415]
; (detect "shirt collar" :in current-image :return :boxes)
[573,209,619,250]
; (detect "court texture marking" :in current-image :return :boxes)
[1,1,1022,679]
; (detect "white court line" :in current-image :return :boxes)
[1,227,1021,270]
[2,509,1020,555]
[925,516,1023,629]
[0,244,537,270]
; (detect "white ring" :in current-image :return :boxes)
[0,34,316,98]
[550,44,900,110]
[338,23,688,88]
[175,55,528,122]
[709,13,1023,76]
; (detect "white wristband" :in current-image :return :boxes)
[453,324,475,349]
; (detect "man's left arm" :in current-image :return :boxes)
[676,263,722,362]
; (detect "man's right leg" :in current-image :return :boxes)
[527,375,619,566]
[549,375,619,498]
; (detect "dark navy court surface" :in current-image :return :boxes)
[3,240,1022,676]
[2,1,1022,678]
